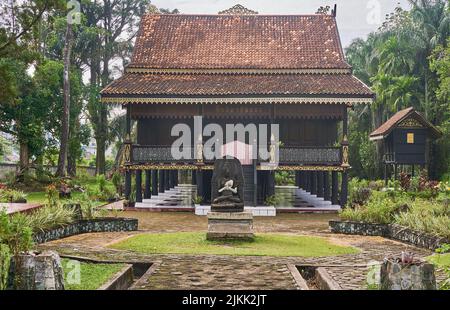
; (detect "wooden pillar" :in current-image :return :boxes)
[164,170,170,190]
[192,170,197,185]
[124,170,131,200]
[144,170,151,199]
[331,171,339,205]
[295,171,300,188]
[124,105,132,200]
[340,102,349,207]
[317,171,324,198]
[253,159,257,207]
[311,171,317,195]
[384,164,388,187]
[305,171,311,192]
[168,170,174,188]
[298,171,305,189]
[158,170,165,193]
[135,170,142,203]
[174,170,179,186]
[267,171,275,197]
[196,170,203,198]
[151,170,158,195]
[341,171,348,207]
[323,171,330,201]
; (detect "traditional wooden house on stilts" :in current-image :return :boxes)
[369,107,442,184]
[100,5,374,211]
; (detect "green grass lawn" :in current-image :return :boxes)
[109,232,359,257]
[61,258,125,290]
[26,191,107,207]
[25,177,115,206]
[427,253,450,268]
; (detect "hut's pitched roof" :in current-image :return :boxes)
[370,107,442,140]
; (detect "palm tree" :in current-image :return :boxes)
[406,0,449,118]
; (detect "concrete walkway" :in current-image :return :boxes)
[1,202,43,215]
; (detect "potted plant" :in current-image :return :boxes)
[192,195,203,208]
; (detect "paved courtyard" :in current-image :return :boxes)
[37,212,446,290]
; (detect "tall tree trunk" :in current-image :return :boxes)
[18,142,29,176]
[56,22,73,177]
[67,153,77,177]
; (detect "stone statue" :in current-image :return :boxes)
[211,157,244,212]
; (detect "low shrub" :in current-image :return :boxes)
[72,193,106,219]
[394,200,450,239]
[0,210,33,258]
[349,187,372,206]
[341,192,400,224]
[368,180,384,191]
[0,189,27,203]
[25,205,75,233]
[348,178,373,206]
[0,243,10,290]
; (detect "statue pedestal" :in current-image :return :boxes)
[211,202,244,213]
[206,211,254,241]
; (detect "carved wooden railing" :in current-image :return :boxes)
[278,146,341,165]
[383,153,396,164]
[129,144,342,166]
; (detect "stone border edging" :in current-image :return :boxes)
[287,264,309,290]
[129,262,161,290]
[315,267,342,290]
[33,218,138,244]
[329,220,449,251]
[98,264,134,290]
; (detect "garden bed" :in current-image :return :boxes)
[329,220,449,251]
[33,217,138,244]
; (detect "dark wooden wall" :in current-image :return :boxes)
[391,128,427,164]
[137,118,338,146]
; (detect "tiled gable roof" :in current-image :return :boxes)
[101,73,373,97]
[129,14,350,70]
[370,107,442,139]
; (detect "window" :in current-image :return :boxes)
[407,133,414,144]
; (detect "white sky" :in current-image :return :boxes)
[151,0,412,47]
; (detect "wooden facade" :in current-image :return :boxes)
[100,6,375,208]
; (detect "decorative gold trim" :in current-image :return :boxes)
[123,164,346,172]
[341,145,350,168]
[124,164,209,171]
[123,143,131,164]
[273,166,346,172]
[125,67,353,75]
[102,96,373,106]
[218,4,258,15]
[398,118,424,128]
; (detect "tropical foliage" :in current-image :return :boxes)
[341,178,450,239]
[346,0,449,180]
